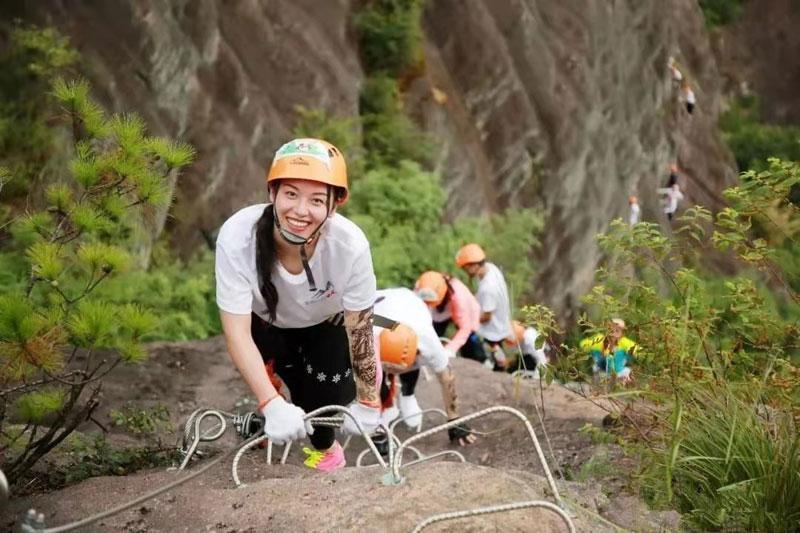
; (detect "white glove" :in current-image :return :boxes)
[342,401,381,435]
[380,405,400,426]
[398,394,423,429]
[260,397,310,444]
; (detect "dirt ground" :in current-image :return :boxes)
[1,338,680,532]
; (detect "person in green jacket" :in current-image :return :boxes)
[580,318,638,384]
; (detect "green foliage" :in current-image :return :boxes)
[535,160,800,529]
[698,0,745,28]
[719,96,800,172]
[15,389,66,424]
[362,110,436,169]
[345,159,542,296]
[645,388,800,531]
[64,432,179,485]
[109,403,171,440]
[0,68,195,483]
[354,0,425,78]
[94,251,220,341]
[0,26,79,199]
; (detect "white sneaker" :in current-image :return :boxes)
[398,394,422,429]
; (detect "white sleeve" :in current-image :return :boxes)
[215,243,253,315]
[342,245,377,311]
[416,323,449,373]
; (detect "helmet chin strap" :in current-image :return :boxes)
[272,186,334,292]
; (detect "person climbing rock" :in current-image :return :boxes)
[628,195,641,226]
[505,320,549,379]
[455,243,513,371]
[681,80,696,114]
[667,164,679,187]
[413,270,487,364]
[580,318,638,385]
[659,181,685,221]
[373,287,476,447]
[668,56,683,85]
[215,138,381,473]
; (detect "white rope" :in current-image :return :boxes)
[412,500,575,533]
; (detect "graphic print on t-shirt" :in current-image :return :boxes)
[304,280,337,305]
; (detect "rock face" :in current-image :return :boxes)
[2,0,742,318]
[408,0,736,318]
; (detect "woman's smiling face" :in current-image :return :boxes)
[271,178,332,239]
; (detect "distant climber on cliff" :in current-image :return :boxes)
[667,163,679,187]
[628,195,641,226]
[580,318,638,385]
[455,243,513,371]
[668,56,683,85]
[681,80,696,114]
[658,181,685,221]
[373,287,476,447]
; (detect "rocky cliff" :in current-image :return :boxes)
[2,0,743,319]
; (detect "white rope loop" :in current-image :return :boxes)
[390,405,565,510]
[412,500,576,533]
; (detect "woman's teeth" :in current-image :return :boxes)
[287,218,310,230]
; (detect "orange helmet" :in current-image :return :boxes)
[505,320,526,347]
[266,138,349,205]
[414,271,448,307]
[379,324,418,371]
[455,243,486,268]
[629,195,638,204]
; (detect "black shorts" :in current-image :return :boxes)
[251,313,355,448]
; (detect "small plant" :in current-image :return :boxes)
[109,403,172,443]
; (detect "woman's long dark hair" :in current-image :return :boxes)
[435,275,453,314]
[255,205,278,322]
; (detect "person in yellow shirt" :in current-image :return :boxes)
[579,318,638,384]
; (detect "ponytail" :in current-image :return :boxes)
[436,275,453,313]
[255,205,279,322]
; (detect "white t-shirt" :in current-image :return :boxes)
[215,204,377,328]
[476,263,512,342]
[519,327,548,367]
[629,203,641,226]
[373,288,449,373]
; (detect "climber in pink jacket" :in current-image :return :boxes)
[413,271,487,363]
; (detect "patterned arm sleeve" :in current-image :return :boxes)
[344,307,380,406]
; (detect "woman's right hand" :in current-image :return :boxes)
[260,397,311,444]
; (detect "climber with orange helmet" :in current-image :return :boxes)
[372,288,476,447]
[628,195,640,226]
[413,270,486,363]
[504,320,549,379]
[455,243,513,371]
[215,138,381,473]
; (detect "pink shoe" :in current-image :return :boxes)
[303,441,346,472]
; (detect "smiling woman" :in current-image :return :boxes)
[214,138,381,472]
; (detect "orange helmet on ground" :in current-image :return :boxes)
[379,323,418,371]
[505,320,526,347]
[266,138,349,204]
[414,271,448,307]
[455,243,486,268]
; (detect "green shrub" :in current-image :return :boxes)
[645,387,800,531]
[720,95,800,172]
[699,0,745,28]
[354,0,425,77]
